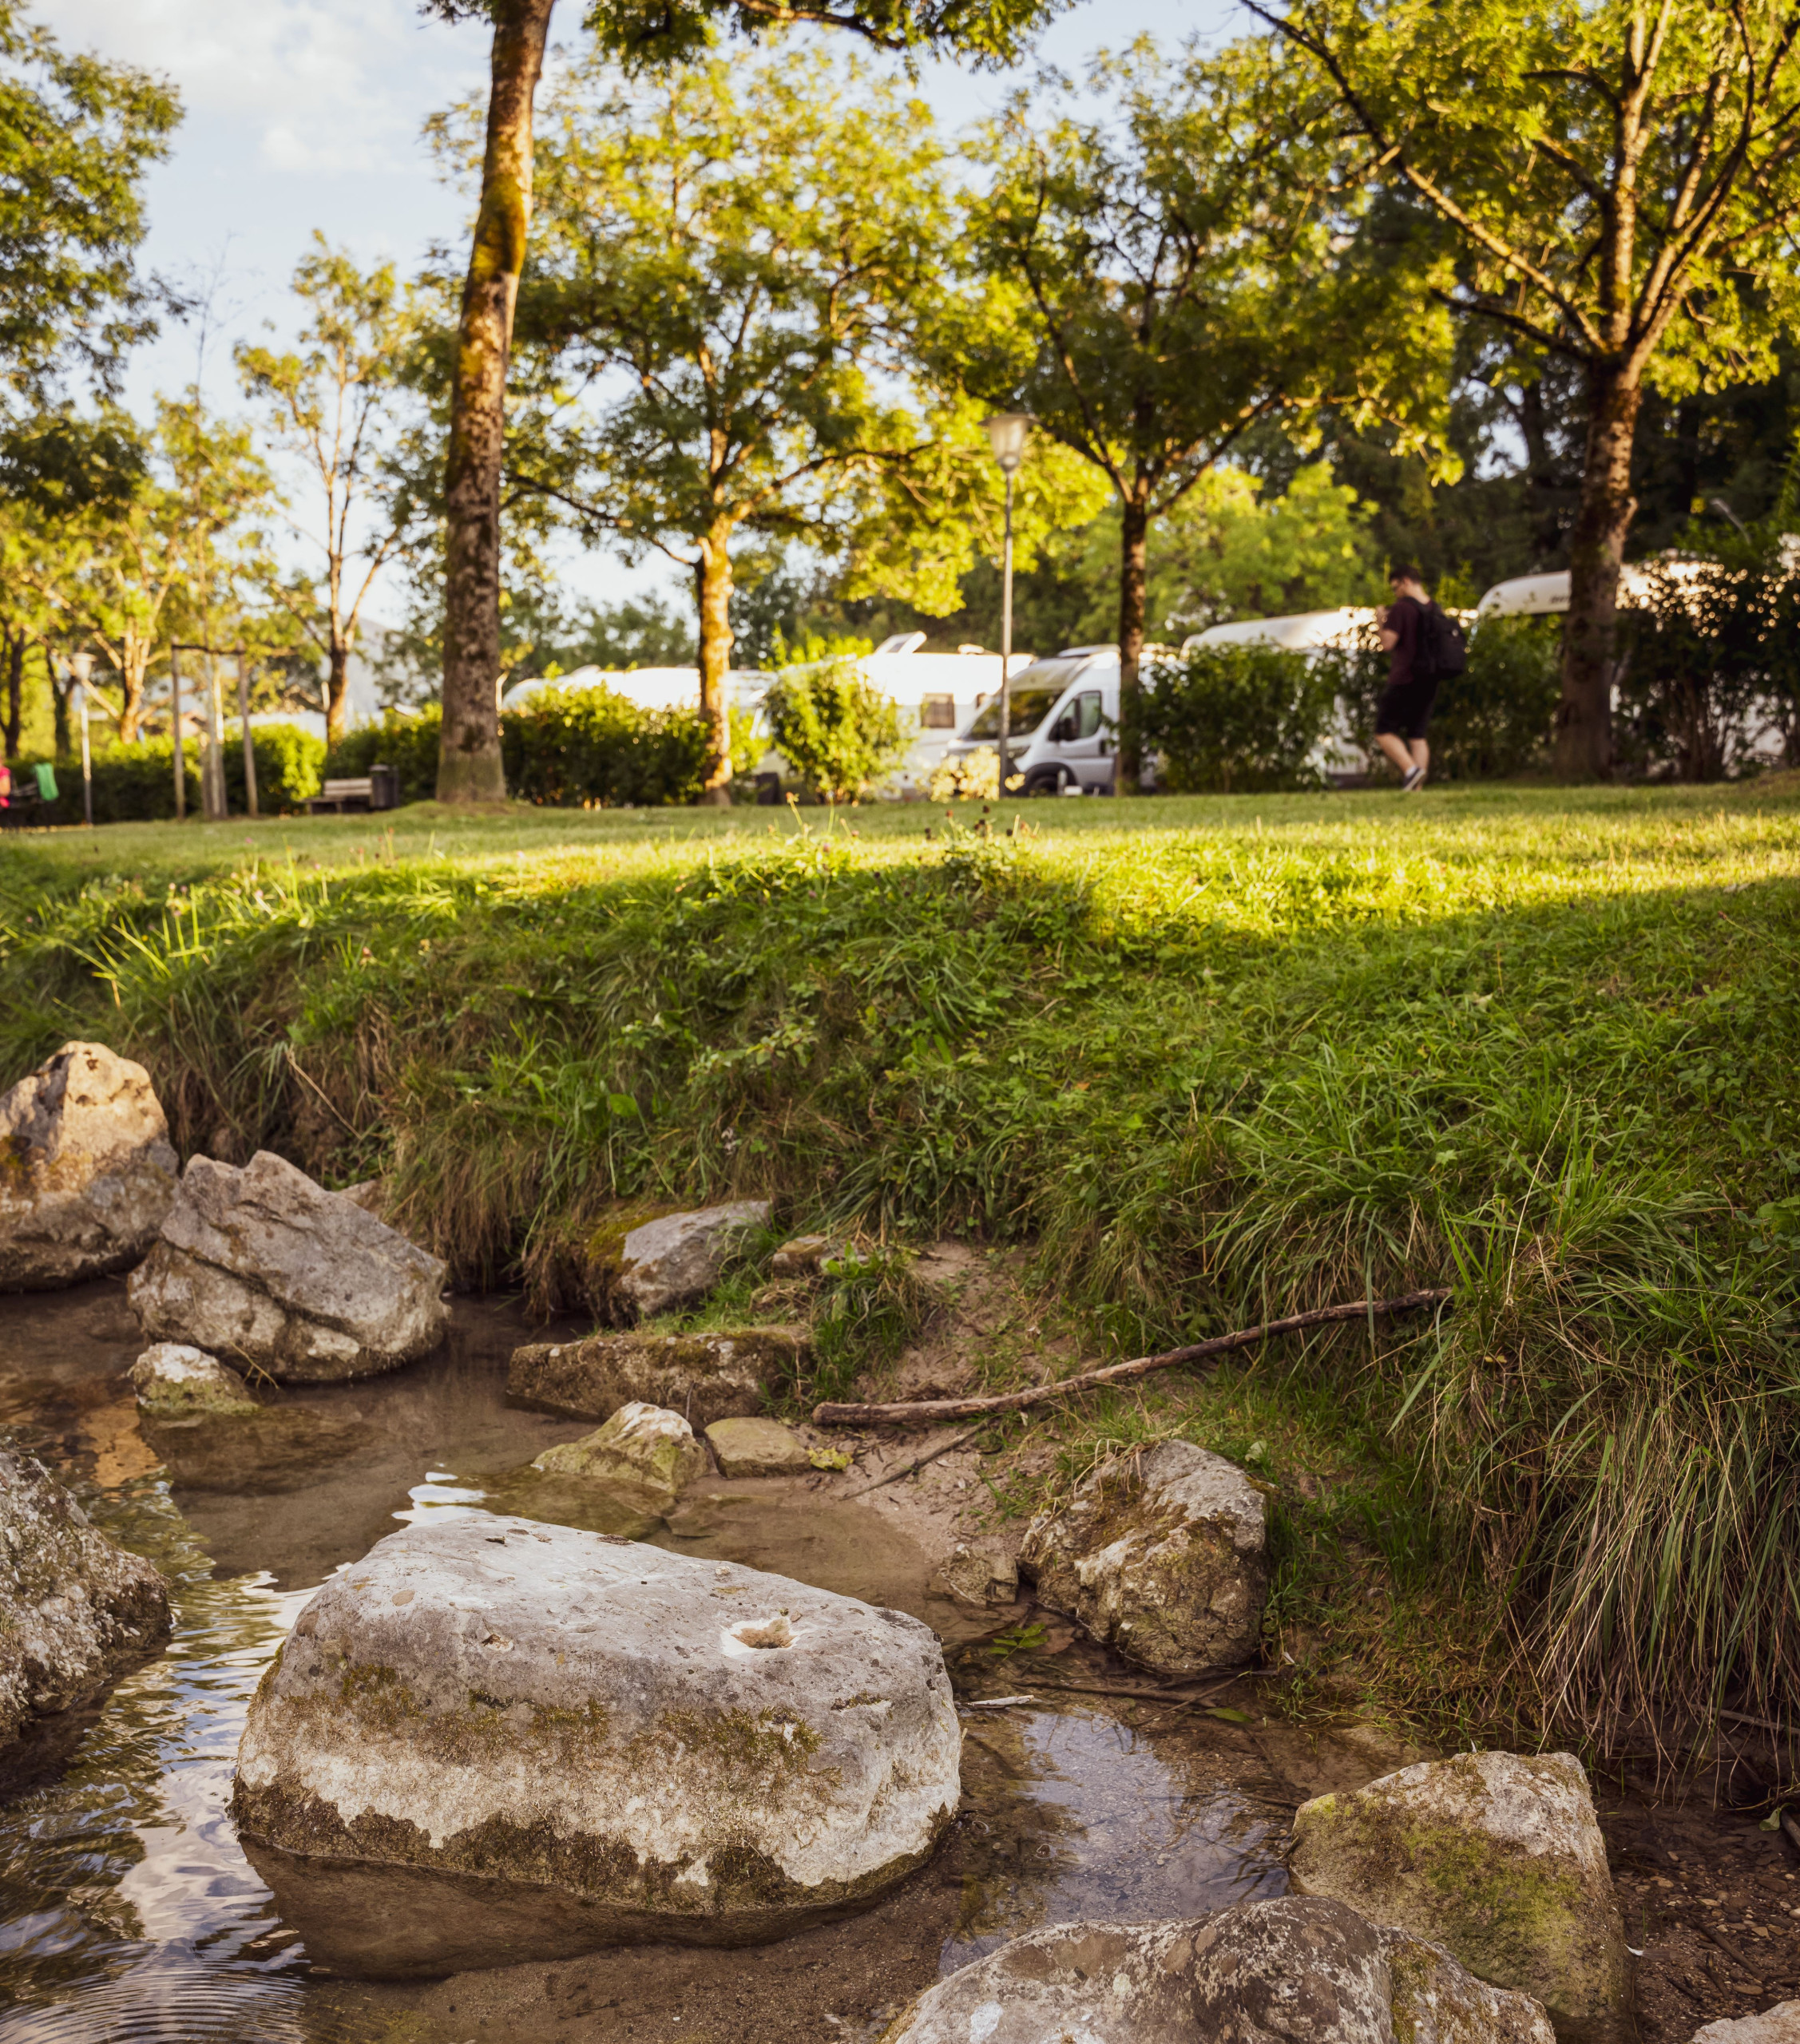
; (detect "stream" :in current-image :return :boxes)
[0,1282,1413,2044]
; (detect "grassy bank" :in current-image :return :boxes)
[4,782,1798,1751]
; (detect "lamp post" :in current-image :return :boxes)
[69,651,94,828]
[981,412,1032,801]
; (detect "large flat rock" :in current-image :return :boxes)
[507,1326,803,1428]
[1289,1749,1630,2044]
[0,1041,180,1290]
[232,1516,961,1975]
[0,1440,171,1769]
[128,1151,447,1382]
[883,1895,1556,2044]
[1019,1440,1268,1674]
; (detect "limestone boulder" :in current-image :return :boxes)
[0,1041,180,1290]
[232,1515,961,1975]
[1288,1749,1630,2044]
[587,1199,772,1321]
[128,1341,367,1493]
[0,1440,171,1762]
[882,1895,1556,2044]
[1018,1440,1268,1675]
[1695,2007,1800,2044]
[507,1325,804,1429]
[127,1151,447,1383]
[704,1416,812,1477]
[531,1400,709,1511]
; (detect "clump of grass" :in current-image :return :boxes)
[4,784,1798,1750]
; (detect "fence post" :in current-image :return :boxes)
[237,652,259,818]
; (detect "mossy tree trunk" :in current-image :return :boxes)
[1556,367,1640,782]
[436,0,555,806]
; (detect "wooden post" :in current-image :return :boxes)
[203,653,227,821]
[170,648,186,822]
[237,652,259,818]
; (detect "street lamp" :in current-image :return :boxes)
[69,651,94,828]
[982,412,1032,801]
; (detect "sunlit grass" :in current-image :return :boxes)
[4,774,1798,1751]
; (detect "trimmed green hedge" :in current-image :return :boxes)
[11,726,323,825]
[327,690,759,807]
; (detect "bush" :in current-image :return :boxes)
[762,654,911,803]
[1139,642,1337,792]
[327,693,759,808]
[14,726,324,824]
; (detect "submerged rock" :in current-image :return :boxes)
[531,1400,709,1511]
[0,1439,171,1770]
[507,1325,803,1429]
[1018,1440,1267,1675]
[585,1200,772,1321]
[0,1041,180,1291]
[1288,1749,1631,2044]
[882,1895,1556,2044]
[232,1515,961,1975]
[129,1341,367,1493]
[934,1543,1021,1607]
[128,1151,447,1383]
[704,1416,811,1477]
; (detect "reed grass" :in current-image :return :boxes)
[3,779,1798,1749]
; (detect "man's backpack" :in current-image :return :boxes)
[1417,600,1467,681]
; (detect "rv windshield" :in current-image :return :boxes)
[965,665,1080,741]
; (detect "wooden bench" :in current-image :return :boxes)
[305,766,399,815]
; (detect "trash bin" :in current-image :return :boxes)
[369,764,399,811]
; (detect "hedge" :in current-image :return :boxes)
[10,725,324,825]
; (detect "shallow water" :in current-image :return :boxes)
[0,1281,1305,2044]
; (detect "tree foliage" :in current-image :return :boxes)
[762,643,912,801]
[1139,641,1337,791]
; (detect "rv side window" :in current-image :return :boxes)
[919,694,957,729]
[1073,691,1103,739]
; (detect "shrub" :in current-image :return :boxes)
[14,726,324,824]
[1139,642,1337,792]
[325,711,443,804]
[762,655,911,802]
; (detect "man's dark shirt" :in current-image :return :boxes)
[1386,594,1424,685]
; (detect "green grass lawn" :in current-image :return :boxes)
[5,777,1798,1751]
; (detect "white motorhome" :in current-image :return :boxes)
[939,646,1127,794]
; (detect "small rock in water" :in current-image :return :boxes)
[585,1200,771,1321]
[770,1234,843,1279]
[1018,1440,1267,1675]
[0,1041,180,1291]
[1289,1749,1631,2044]
[507,1326,803,1428]
[882,1895,1556,2044]
[0,1438,171,1772]
[704,1415,813,1477]
[128,1341,368,1494]
[232,1516,961,1975]
[128,1151,448,1383]
[532,1400,708,1510]
[130,1342,260,1418]
[934,1544,1020,1607]
[1694,2007,1800,2044]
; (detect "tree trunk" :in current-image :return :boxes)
[327,637,351,747]
[694,524,735,804]
[1557,366,1641,781]
[3,629,22,758]
[1115,492,1149,795]
[117,639,149,743]
[435,0,555,806]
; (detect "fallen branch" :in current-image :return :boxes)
[813,1289,1453,1426]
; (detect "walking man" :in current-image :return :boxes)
[1375,564,1444,790]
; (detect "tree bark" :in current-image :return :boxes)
[1114,491,1149,795]
[117,637,149,743]
[3,628,22,758]
[435,0,555,806]
[1556,365,1641,781]
[694,522,735,804]
[327,636,351,747]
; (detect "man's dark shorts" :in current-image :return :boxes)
[1376,674,1439,741]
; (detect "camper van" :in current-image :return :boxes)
[939,646,1127,794]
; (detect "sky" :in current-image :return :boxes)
[51,0,1236,623]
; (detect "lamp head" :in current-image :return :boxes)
[69,651,93,686]
[982,412,1032,476]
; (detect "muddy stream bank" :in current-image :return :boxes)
[0,1284,1793,2044]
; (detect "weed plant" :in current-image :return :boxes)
[3,782,1798,1750]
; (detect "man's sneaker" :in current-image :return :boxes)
[1401,765,1425,791]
